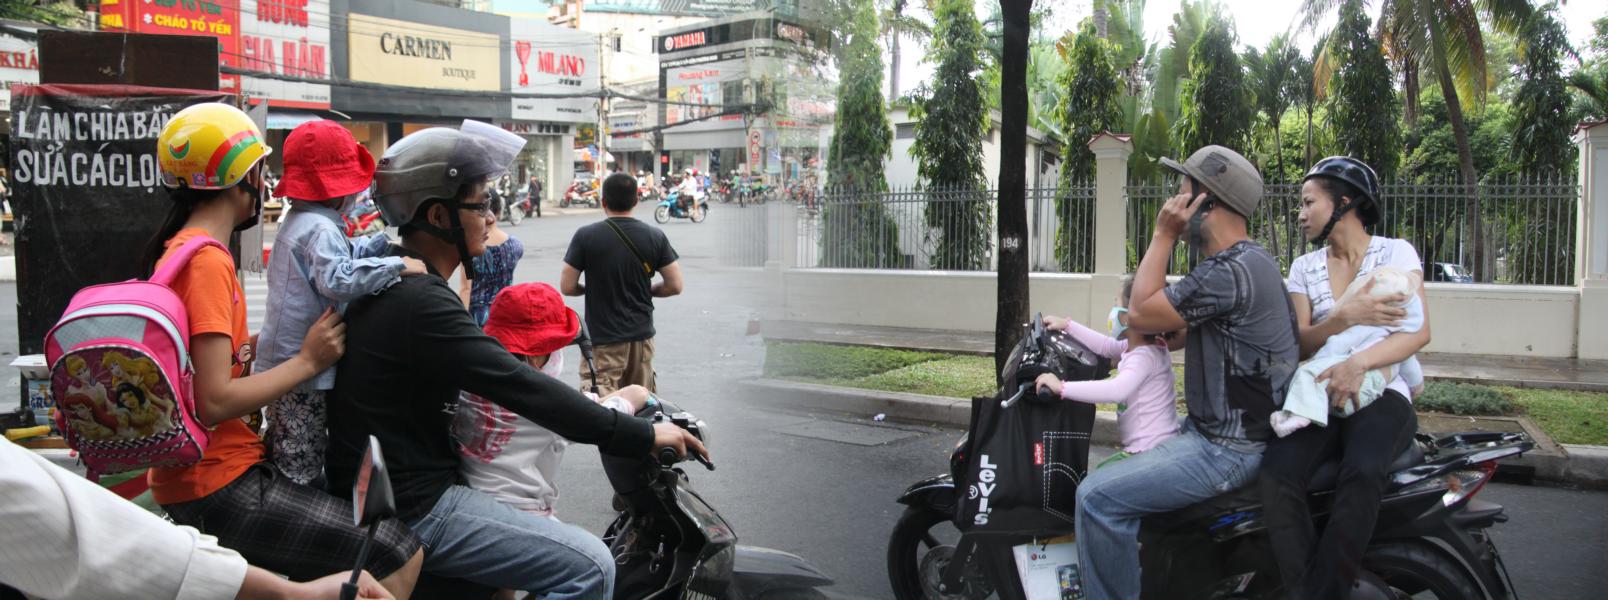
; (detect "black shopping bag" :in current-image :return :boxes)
[954,392,1095,534]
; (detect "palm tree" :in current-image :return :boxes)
[1572,71,1608,120]
[883,0,934,104]
[1248,35,1299,181]
[1300,0,1533,282]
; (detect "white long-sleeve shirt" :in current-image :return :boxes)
[0,439,247,600]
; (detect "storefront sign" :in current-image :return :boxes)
[665,58,746,129]
[98,0,242,92]
[662,30,708,53]
[509,19,597,123]
[0,25,39,109]
[8,86,231,355]
[240,0,330,108]
[586,0,758,17]
[347,13,499,92]
[496,121,572,136]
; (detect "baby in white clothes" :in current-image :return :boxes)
[1272,266,1424,437]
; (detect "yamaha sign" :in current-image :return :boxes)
[662,30,708,52]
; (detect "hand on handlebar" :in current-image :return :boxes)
[1034,373,1064,397]
[652,422,710,465]
[1041,315,1070,331]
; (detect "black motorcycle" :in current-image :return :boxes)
[887,317,1532,599]
[407,326,835,599]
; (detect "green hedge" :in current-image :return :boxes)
[1415,382,1517,416]
[763,342,950,382]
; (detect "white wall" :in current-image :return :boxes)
[777,269,1584,358]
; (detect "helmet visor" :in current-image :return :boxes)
[453,120,527,185]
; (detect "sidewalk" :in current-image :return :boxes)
[760,320,1608,392]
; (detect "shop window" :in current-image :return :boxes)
[896,124,915,140]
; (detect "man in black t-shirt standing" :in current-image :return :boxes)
[561,173,683,395]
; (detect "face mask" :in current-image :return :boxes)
[539,351,565,378]
[1107,306,1129,339]
[234,177,265,232]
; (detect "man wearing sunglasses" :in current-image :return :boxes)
[325,123,706,599]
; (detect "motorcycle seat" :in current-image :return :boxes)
[1137,441,1424,536]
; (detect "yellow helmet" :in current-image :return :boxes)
[157,103,272,190]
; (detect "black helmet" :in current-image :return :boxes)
[1302,156,1383,243]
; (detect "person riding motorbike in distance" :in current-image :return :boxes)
[323,121,707,599]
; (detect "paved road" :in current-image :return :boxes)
[2,202,1604,599]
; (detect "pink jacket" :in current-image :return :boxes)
[1058,321,1180,454]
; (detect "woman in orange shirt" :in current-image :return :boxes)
[141,103,422,597]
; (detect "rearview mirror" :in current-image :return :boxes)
[352,435,396,527]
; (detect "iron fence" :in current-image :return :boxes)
[1124,174,1579,286]
[785,185,1097,271]
[716,200,772,267]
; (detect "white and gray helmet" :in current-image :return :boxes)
[374,120,526,227]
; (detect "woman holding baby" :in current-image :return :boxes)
[1258,157,1433,599]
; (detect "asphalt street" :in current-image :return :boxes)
[1,201,1604,599]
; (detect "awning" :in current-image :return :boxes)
[267,110,326,130]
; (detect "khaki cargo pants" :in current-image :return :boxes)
[588,338,656,397]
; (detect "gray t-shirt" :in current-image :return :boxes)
[1165,240,1300,451]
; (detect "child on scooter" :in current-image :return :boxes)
[1034,277,1186,469]
[257,120,426,486]
[453,282,651,519]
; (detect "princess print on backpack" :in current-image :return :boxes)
[44,236,225,479]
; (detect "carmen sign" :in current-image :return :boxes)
[348,12,499,92]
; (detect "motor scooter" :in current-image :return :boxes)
[886,316,1532,600]
[656,189,709,224]
[562,181,601,208]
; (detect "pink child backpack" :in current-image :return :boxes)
[44,236,226,479]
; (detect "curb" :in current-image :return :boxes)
[742,378,1125,449]
[0,256,12,282]
[743,377,1608,488]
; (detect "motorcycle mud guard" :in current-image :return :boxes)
[730,545,836,596]
[896,474,956,515]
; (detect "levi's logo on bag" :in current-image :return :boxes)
[1034,442,1045,466]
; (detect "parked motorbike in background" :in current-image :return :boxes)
[886,317,1532,600]
[562,180,601,208]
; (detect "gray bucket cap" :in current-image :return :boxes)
[1158,145,1263,217]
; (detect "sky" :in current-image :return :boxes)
[894,0,1606,98]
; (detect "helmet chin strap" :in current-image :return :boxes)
[233,178,264,233]
[411,200,477,280]
[1313,197,1355,246]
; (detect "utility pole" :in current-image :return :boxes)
[597,30,612,177]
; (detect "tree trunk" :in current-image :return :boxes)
[1402,59,1420,130]
[996,0,1032,377]
[889,0,905,104]
[1304,106,1314,166]
[1436,58,1486,281]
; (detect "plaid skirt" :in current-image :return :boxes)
[162,463,420,581]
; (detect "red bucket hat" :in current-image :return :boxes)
[483,283,580,358]
[273,120,376,201]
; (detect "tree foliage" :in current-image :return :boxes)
[1174,14,1252,154]
[1247,35,1300,180]
[1508,5,1574,177]
[821,0,902,268]
[1051,22,1122,272]
[911,0,993,270]
[1325,0,1401,178]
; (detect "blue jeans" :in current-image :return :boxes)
[405,485,614,599]
[1074,421,1262,600]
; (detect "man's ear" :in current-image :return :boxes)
[427,202,449,229]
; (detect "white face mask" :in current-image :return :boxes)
[538,351,565,378]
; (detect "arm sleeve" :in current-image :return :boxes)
[1387,239,1424,274]
[308,227,405,302]
[656,232,680,270]
[1059,351,1152,404]
[352,233,395,260]
[176,249,243,338]
[1286,254,1310,296]
[1062,319,1129,359]
[0,441,248,600]
[1164,257,1241,327]
[410,284,654,458]
[563,231,587,271]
